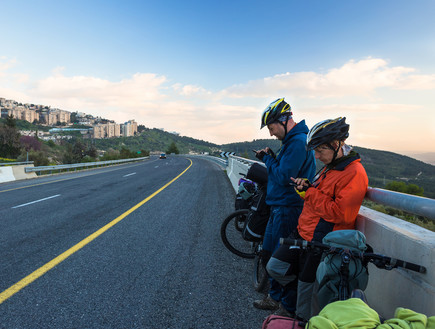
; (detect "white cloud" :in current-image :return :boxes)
[0,56,434,153]
[172,83,210,96]
[221,58,431,99]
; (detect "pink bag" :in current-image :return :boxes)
[262,315,305,329]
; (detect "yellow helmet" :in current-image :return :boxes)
[260,98,292,129]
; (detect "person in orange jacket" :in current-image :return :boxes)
[266,117,369,322]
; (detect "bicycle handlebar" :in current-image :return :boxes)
[280,238,426,274]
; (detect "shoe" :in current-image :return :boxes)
[273,304,296,318]
[253,295,279,310]
[351,289,368,304]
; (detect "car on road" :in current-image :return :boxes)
[159,153,166,159]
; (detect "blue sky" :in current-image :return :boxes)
[1,0,434,156]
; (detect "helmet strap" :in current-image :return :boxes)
[328,141,342,164]
[280,113,291,136]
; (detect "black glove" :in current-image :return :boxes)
[267,148,276,159]
[300,180,312,192]
[255,150,267,161]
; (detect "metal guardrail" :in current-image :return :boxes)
[25,157,149,175]
[227,155,435,222]
[229,155,260,166]
[366,187,435,221]
[186,154,228,167]
[0,161,34,166]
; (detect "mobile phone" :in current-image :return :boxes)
[252,149,258,153]
[289,182,298,187]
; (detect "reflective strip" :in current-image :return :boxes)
[245,225,263,239]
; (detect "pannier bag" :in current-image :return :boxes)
[234,179,256,210]
[242,188,270,241]
[234,194,249,211]
[262,315,305,329]
[246,162,268,186]
[315,230,369,309]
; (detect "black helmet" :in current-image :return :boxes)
[260,98,292,129]
[307,117,349,150]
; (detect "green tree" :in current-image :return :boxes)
[5,115,16,128]
[71,139,86,163]
[385,181,407,193]
[138,124,146,133]
[0,116,22,158]
[406,184,424,196]
[62,142,74,164]
[26,150,50,166]
[86,145,98,159]
[166,142,179,154]
[385,181,424,196]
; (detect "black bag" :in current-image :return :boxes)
[242,188,270,241]
[246,163,268,186]
[234,194,250,211]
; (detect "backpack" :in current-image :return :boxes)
[315,230,369,309]
[262,315,305,329]
[246,162,268,186]
[241,187,270,241]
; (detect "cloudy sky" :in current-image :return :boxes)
[1,0,434,156]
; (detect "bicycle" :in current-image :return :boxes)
[280,235,426,303]
[220,163,270,293]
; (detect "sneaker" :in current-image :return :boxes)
[253,295,279,310]
[351,289,368,304]
[273,304,296,318]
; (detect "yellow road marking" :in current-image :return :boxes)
[0,159,192,304]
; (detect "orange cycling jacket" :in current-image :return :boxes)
[297,152,368,242]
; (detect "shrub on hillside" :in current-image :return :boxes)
[17,150,49,166]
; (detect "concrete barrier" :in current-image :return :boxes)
[356,207,435,317]
[12,164,37,180]
[226,155,435,317]
[227,155,260,189]
[0,166,16,183]
[0,164,38,183]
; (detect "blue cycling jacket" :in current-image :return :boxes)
[263,120,316,207]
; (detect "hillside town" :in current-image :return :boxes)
[0,97,138,141]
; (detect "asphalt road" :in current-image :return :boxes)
[0,156,271,328]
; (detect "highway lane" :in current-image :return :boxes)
[0,156,271,328]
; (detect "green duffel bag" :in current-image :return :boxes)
[316,230,369,309]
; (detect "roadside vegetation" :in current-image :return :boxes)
[0,116,149,166]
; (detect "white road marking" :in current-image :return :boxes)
[12,194,61,209]
[123,172,137,177]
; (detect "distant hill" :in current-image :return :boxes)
[7,117,435,198]
[219,139,435,199]
[93,127,220,155]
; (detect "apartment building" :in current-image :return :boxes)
[1,97,142,141]
[121,120,138,137]
[39,109,71,125]
[1,107,39,123]
[92,123,121,139]
[93,124,105,139]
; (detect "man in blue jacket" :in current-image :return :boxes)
[253,98,315,317]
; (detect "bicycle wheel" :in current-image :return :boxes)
[254,246,269,293]
[220,209,256,259]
